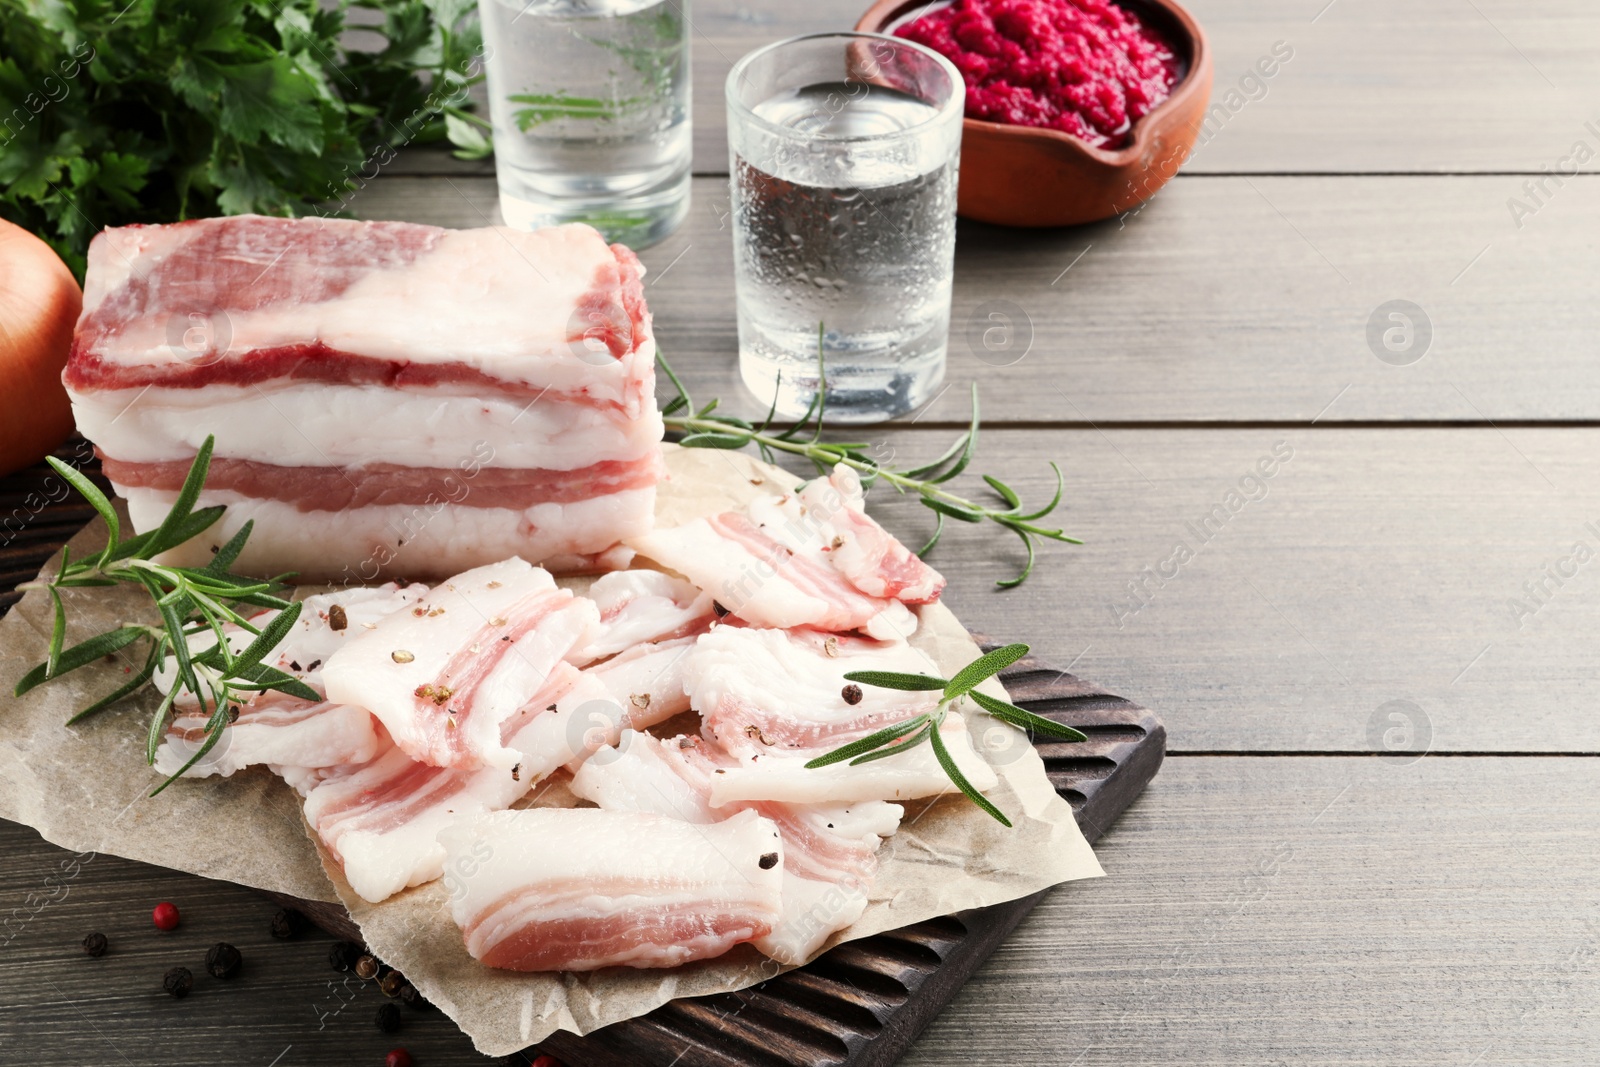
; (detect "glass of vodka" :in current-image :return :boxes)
[726,33,964,423]
[479,0,691,248]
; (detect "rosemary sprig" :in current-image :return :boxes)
[12,437,317,796]
[658,336,1081,588]
[803,643,1088,827]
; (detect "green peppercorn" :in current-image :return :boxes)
[379,970,406,998]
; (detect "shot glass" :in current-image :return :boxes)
[726,32,964,423]
[479,0,692,248]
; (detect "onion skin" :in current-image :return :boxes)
[0,220,81,477]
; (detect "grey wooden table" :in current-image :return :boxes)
[5,1,1600,1063]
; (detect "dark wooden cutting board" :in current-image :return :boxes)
[2,441,1166,1067]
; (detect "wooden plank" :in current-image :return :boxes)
[900,755,1600,1066]
[344,173,1600,424]
[389,0,1600,177]
[3,756,1594,1065]
[826,426,1600,755]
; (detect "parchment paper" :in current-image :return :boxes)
[0,445,1102,1054]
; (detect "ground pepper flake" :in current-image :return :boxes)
[414,683,453,705]
[895,0,1180,148]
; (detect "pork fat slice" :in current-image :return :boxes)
[570,731,902,962]
[151,584,426,779]
[299,663,606,903]
[64,215,665,580]
[627,465,943,640]
[439,808,784,971]
[570,570,713,664]
[681,626,998,806]
[322,559,599,770]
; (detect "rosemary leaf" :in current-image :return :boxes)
[204,520,255,574]
[1015,462,1066,522]
[144,679,180,765]
[849,722,933,764]
[942,643,1029,701]
[149,701,231,796]
[66,645,160,726]
[230,602,304,674]
[803,715,931,768]
[995,524,1038,590]
[967,690,1089,742]
[983,474,1021,510]
[44,458,119,564]
[840,669,949,691]
[14,625,149,697]
[930,721,1011,827]
[45,586,66,679]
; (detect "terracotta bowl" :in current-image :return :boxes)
[856,0,1212,227]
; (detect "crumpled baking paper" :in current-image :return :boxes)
[0,445,1102,1055]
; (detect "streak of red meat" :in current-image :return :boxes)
[100,453,664,512]
[466,890,772,971]
[707,512,888,627]
[411,591,568,765]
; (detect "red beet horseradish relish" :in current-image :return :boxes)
[895,0,1180,148]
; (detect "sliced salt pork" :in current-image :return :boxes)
[571,731,902,962]
[569,569,713,664]
[64,215,664,580]
[680,626,998,806]
[300,662,605,903]
[439,807,784,971]
[627,465,943,641]
[321,559,599,770]
[151,584,427,779]
[580,635,698,726]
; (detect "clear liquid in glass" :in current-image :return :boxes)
[479,0,690,247]
[731,81,958,422]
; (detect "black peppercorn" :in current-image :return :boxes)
[375,1002,402,1033]
[328,940,361,972]
[205,942,242,980]
[379,970,406,998]
[840,684,863,705]
[355,954,380,980]
[398,983,431,1011]
[269,907,303,940]
[81,932,108,957]
[163,966,193,998]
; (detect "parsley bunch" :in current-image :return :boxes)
[0,0,489,277]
